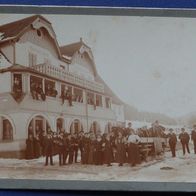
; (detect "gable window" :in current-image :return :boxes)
[96,94,102,107]
[73,88,83,103]
[37,29,42,37]
[29,53,37,67]
[45,80,57,97]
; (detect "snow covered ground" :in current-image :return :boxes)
[0,149,195,182]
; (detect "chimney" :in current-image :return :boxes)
[80,37,83,42]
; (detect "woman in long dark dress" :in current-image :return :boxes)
[94,135,103,165]
[88,134,96,164]
[103,134,112,166]
[26,134,35,159]
[115,132,126,166]
[34,134,41,158]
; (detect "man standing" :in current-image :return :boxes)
[179,128,190,155]
[191,125,196,154]
[167,128,177,157]
[44,132,54,166]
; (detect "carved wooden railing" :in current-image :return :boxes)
[31,64,104,93]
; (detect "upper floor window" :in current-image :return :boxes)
[12,73,23,102]
[61,84,73,106]
[29,52,37,67]
[105,97,111,108]
[30,75,45,101]
[87,92,95,105]
[73,88,83,103]
[45,79,57,97]
[96,94,102,107]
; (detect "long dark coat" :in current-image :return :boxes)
[128,143,141,166]
[34,137,41,158]
[116,138,126,164]
[103,139,112,164]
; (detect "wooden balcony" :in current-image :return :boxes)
[31,64,104,93]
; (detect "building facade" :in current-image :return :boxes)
[0,15,125,157]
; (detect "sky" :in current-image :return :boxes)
[1,13,196,118]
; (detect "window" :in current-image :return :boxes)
[61,84,73,106]
[29,53,37,67]
[96,94,102,107]
[73,88,83,103]
[70,119,83,135]
[2,119,13,141]
[45,80,57,97]
[37,29,42,37]
[13,73,22,93]
[87,92,95,105]
[12,73,23,101]
[30,75,45,101]
[105,97,111,108]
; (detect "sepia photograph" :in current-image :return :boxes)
[1,8,196,186]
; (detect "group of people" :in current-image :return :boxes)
[167,125,196,157]
[25,121,167,167]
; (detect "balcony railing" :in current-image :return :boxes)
[31,64,104,93]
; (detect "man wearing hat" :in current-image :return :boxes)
[179,128,190,155]
[167,128,177,157]
[191,125,196,154]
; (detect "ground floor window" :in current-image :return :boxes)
[28,115,51,137]
[90,121,101,135]
[0,117,13,141]
[70,119,83,135]
[56,118,64,133]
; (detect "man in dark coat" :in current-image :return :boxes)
[55,132,64,166]
[115,132,126,166]
[63,133,69,165]
[26,134,34,159]
[191,125,196,154]
[83,133,90,164]
[78,131,85,164]
[68,134,75,164]
[167,128,177,157]
[73,134,79,163]
[44,132,54,166]
[179,128,190,155]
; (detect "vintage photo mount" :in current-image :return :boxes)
[0,5,196,192]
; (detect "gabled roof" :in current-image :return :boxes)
[0,15,70,63]
[0,15,50,42]
[60,41,83,57]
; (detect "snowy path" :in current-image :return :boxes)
[0,150,196,182]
